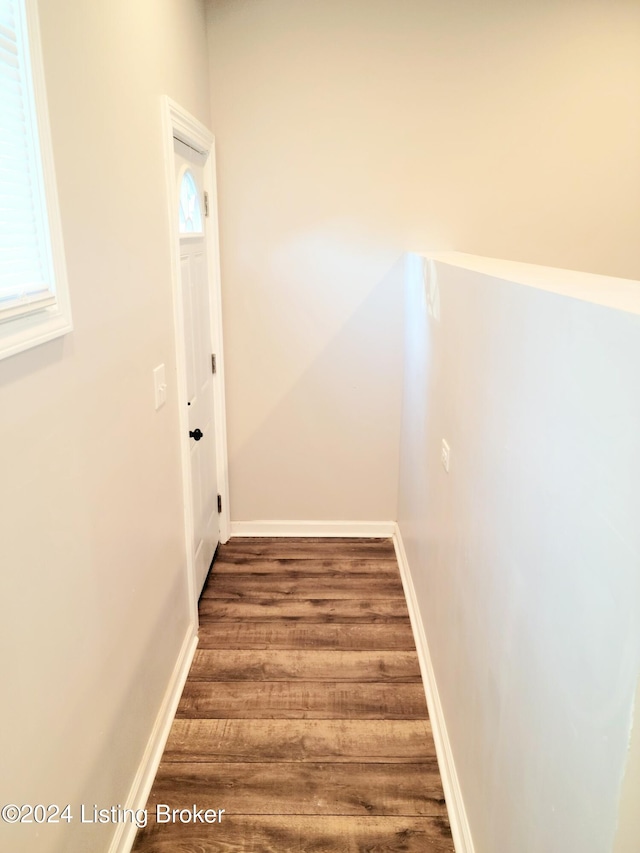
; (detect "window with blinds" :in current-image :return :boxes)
[0,0,71,359]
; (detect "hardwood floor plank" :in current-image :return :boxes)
[211,557,400,575]
[163,719,438,764]
[145,762,447,817]
[198,597,410,622]
[132,538,453,853]
[201,573,404,599]
[219,537,396,560]
[176,682,428,719]
[188,650,421,682]
[132,815,454,853]
[197,622,417,651]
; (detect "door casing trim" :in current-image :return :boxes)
[161,96,230,619]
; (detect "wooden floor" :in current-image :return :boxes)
[132,537,454,852]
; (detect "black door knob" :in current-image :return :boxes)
[189,428,203,441]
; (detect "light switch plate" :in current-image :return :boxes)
[153,364,167,410]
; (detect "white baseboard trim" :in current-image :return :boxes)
[392,523,475,853]
[229,520,396,538]
[109,625,198,853]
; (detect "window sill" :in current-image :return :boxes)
[0,302,73,361]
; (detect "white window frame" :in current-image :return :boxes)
[0,0,72,361]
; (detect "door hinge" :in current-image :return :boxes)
[217,494,222,514]
[211,353,217,374]
[204,191,209,217]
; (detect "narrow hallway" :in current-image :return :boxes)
[132,537,454,852]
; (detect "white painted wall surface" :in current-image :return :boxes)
[0,2,210,851]
[206,0,640,522]
[397,253,640,852]
[224,251,405,523]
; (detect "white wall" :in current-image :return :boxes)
[225,252,405,524]
[0,2,211,851]
[205,0,640,522]
[397,253,640,853]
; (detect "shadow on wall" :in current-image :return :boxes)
[229,250,406,521]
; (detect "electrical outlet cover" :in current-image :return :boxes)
[441,439,450,473]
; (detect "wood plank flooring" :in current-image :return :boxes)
[132,537,454,853]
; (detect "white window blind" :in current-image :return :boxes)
[0,0,57,322]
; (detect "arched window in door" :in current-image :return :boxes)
[178,170,203,234]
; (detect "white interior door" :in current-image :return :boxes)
[174,136,219,596]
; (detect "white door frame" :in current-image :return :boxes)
[161,96,230,616]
